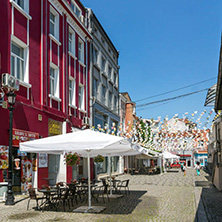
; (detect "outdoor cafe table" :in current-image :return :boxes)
[38,189,58,209]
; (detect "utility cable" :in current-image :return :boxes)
[136,88,208,108]
[135,77,216,103]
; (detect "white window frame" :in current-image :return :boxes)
[93,47,98,65]
[69,76,76,107]
[49,6,59,41]
[11,42,24,82]
[78,39,84,63]
[68,28,75,56]
[11,0,29,14]
[109,91,112,108]
[70,0,82,18]
[11,37,30,86]
[101,57,106,73]
[93,77,98,97]
[108,66,112,79]
[49,63,59,99]
[101,84,106,103]
[113,72,117,85]
[79,84,85,111]
[113,95,117,111]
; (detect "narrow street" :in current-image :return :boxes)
[0,168,218,222]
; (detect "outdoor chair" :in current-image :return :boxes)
[67,183,79,206]
[101,178,109,194]
[55,188,71,211]
[117,179,130,195]
[92,184,110,203]
[27,188,45,210]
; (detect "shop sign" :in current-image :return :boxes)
[17,150,27,156]
[48,119,62,136]
[0,146,8,169]
[13,129,39,147]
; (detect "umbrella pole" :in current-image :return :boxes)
[87,152,92,209]
[160,156,163,174]
[108,155,112,195]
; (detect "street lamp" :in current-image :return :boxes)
[5,91,16,205]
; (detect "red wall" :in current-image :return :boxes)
[0,0,92,185]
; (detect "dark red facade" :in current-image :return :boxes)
[0,0,91,188]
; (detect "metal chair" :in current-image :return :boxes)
[101,178,109,194]
[55,187,71,211]
[92,184,110,203]
[27,188,45,210]
[117,179,130,195]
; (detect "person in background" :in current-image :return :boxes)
[195,161,201,176]
[180,162,184,172]
[183,162,187,176]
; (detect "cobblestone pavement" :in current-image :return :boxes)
[0,168,215,222]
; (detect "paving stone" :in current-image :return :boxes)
[0,168,218,221]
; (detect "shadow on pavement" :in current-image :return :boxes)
[29,190,149,215]
[8,212,40,220]
[166,170,179,173]
[194,174,222,221]
[195,181,211,187]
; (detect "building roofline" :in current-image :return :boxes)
[87,8,119,56]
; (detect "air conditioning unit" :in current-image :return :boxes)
[82,116,90,126]
[1,73,19,91]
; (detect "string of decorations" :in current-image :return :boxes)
[91,108,218,153]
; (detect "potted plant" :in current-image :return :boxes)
[64,152,80,166]
[94,155,104,163]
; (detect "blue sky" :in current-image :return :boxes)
[82,0,222,125]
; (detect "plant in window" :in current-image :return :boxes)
[64,152,81,166]
[94,155,104,163]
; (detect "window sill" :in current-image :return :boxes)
[93,63,100,70]
[49,94,61,102]
[69,104,77,109]
[10,0,32,20]
[49,34,61,46]
[68,51,77,60]
[19,80,32,88]
[78,108,86,113]
[101,71,107,77]
[78,60,86,67]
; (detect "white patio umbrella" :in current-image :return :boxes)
[162,151,179,159]
[20,129,141,212]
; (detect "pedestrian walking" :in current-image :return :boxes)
[180,162,184,172]
[195,161,201,176]
[183,162,187,176]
